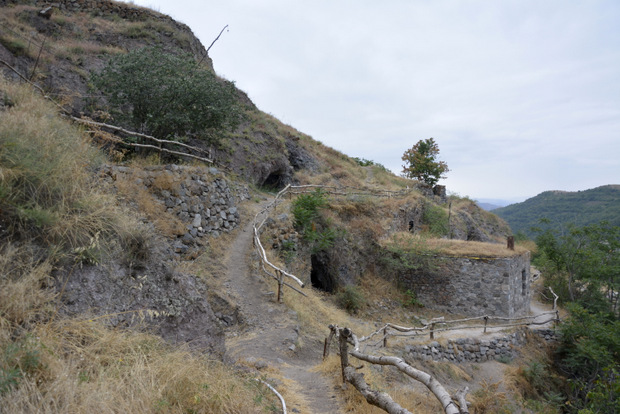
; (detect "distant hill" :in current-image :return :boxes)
[493,185,620,238]
[477,202,502,211]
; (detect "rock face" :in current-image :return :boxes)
[57,257,226,358]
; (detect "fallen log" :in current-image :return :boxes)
[343,366,411,414]
[337,326,470,414]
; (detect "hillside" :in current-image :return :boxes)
[0,2,557,413]
[493,185,620,238]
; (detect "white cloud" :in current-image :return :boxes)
[127,0,620,201]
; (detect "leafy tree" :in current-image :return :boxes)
[534,221,620,412]
[555,304,619,413]
[534,221,619,311]
[401,138,449,187]
[91,46,240,143]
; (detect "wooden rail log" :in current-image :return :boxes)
[336,326,470,414]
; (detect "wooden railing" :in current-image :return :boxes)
[322,287,561,413]
[252,185,306,301]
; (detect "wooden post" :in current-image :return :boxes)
[339,328,351,385]
[323,338,328,359]
[507,236,515,250]
[483,316,489,333]
[430,322,435,339]
[554,310,560,331]
[276,270,283,303]
[383,326,388,348]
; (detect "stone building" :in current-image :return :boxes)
[408,252,531,317]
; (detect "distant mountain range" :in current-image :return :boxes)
[475,198,522,211]
[492,185,620,238]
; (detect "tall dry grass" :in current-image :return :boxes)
[0,79,277,412]
[0,77,143,260]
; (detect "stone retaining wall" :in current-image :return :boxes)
[102,164,249,254]
[404,329,557,363]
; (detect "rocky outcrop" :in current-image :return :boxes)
[57,256,226,358]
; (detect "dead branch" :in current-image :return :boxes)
[253,227,304,287]
[259,262,307,297]
[71,116,210,157]
[95,136,213,164]
[349,350,463,414]
[206,24,229,55]
[454,387,470,414]
[335,326,468,414]
[343,366,412,414]
[549,286,559,310]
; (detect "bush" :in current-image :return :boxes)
[91,46,241,143]
[555,304,620,413]
[337,285,366,314]
[422,203,449,236]
[291,189,339,253]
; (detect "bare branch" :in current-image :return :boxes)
[344,366,412,414]
[198,24,228,65]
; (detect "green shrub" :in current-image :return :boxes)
[291,189,339,253]
[422,203,449,236]
[337,285,365,314]
[0,35,28,57]
[555,304,620,413]
[0,335,44,395]
[91,46,241,144]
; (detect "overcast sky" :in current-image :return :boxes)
[127,0,619,202]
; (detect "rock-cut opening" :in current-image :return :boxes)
[310,253,334,293]
[262,170,286,190]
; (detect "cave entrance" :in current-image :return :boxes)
[262,170,286,190]
[310,252,334,292]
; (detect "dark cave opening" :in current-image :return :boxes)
[310,253,334,293]
[262,170,285,190]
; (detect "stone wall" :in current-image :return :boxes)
[406,252,532,317]
[404,329,557,363]
[102,164,249,255]
[406,332,525,363]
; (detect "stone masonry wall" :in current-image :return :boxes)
[102,164,249,255]
[408,252,532,317]
[404,329,557,363]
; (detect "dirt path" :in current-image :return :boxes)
[223,203,342,414]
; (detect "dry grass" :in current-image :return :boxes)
[382,232,528,258]
[114,174,186,238]
[469,381,514,413]
[0,80,277,413]
[0,77,144,258]
[1,318,275,413]
[1,244,270,413]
